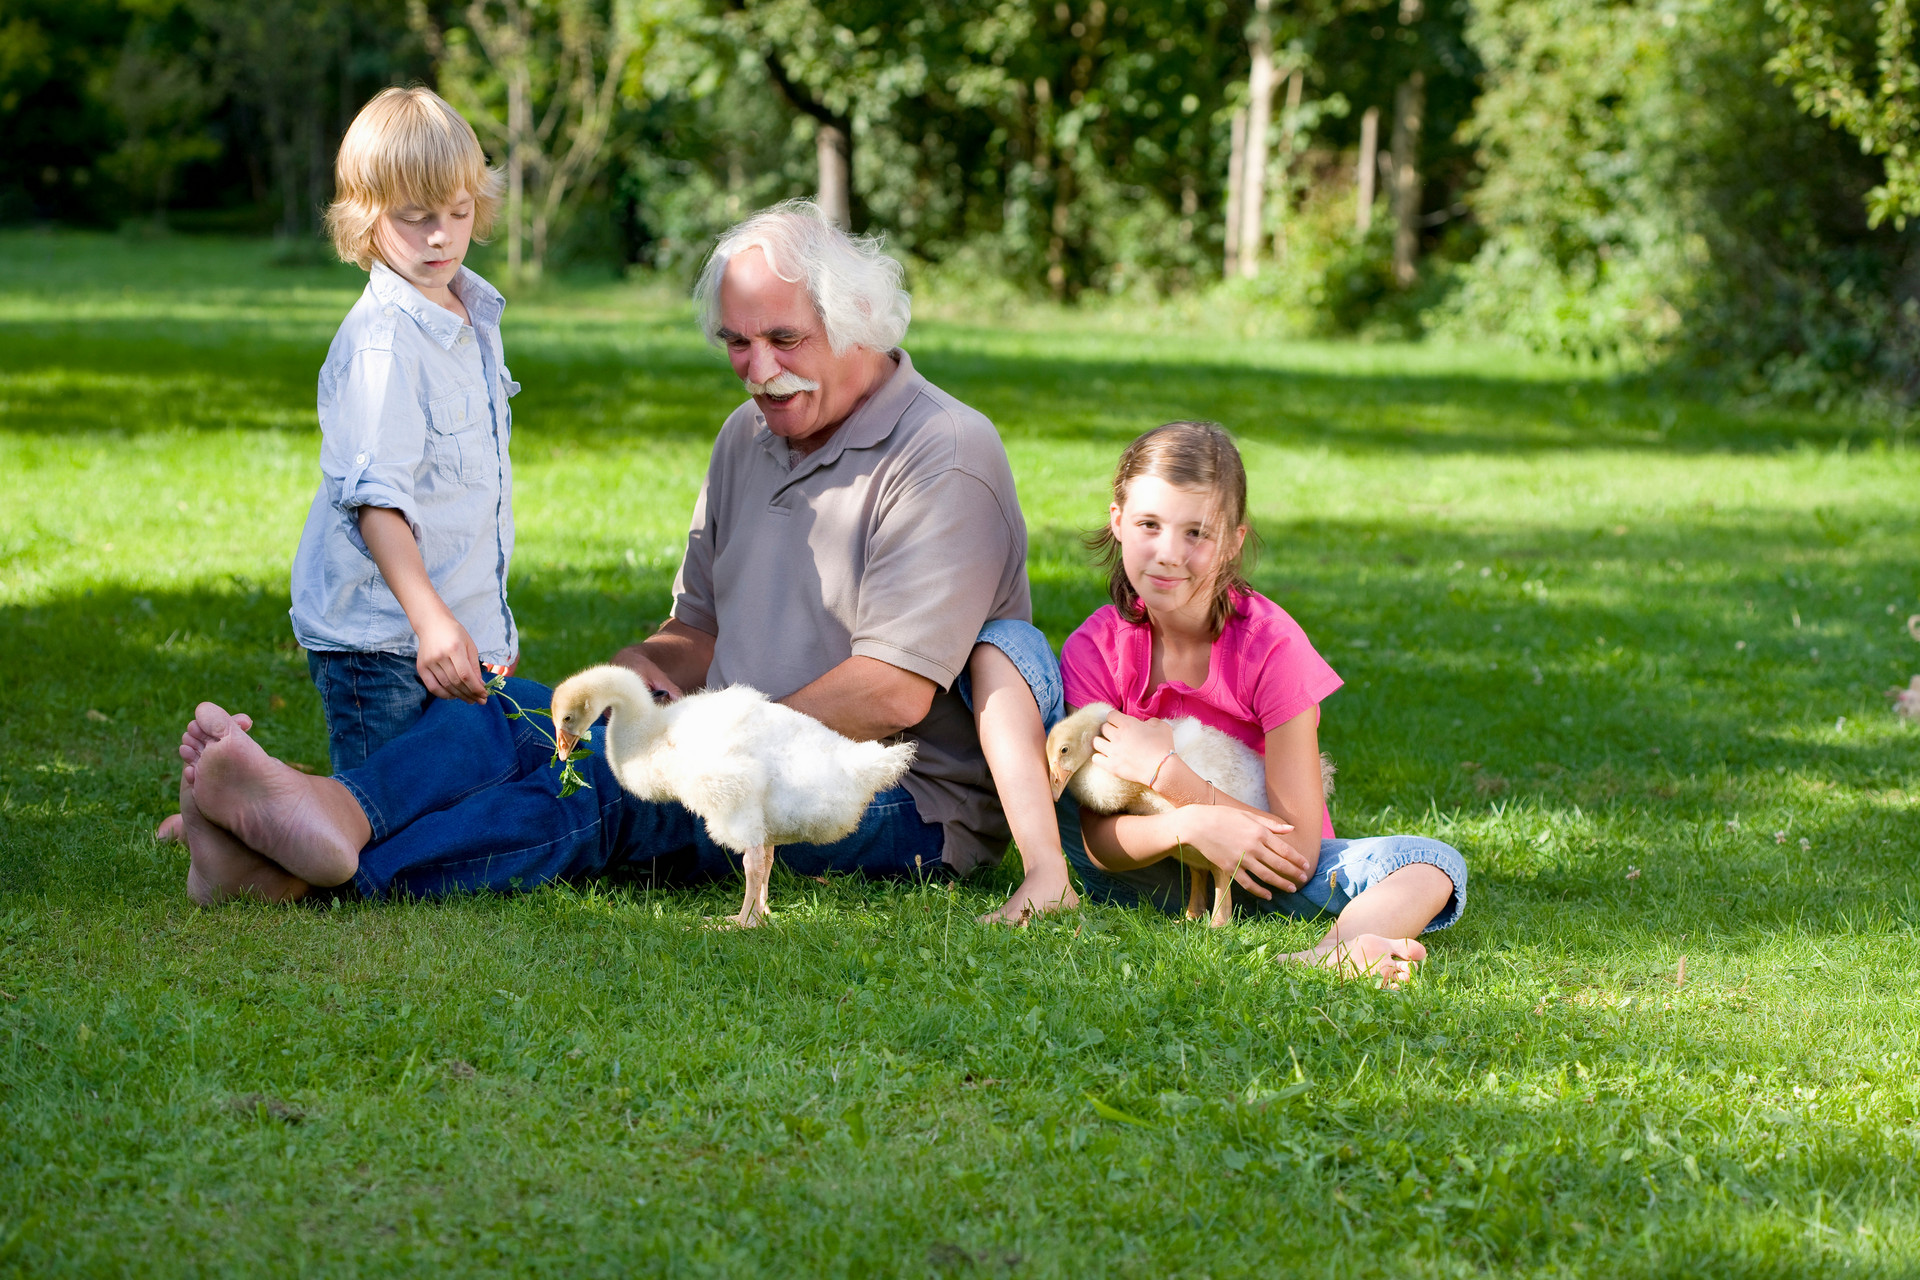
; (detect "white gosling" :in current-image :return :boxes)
[1045,701,1335,927]
[549,665,916,927]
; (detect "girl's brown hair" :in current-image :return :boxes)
[1089,420,1256,638]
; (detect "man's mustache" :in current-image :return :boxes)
[745,370,821,399]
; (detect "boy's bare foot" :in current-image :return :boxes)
[187,702,369,887]
[1283,933,1428,988]
[154,812,184,844]
[180,772,309,906]
[980,866,1080,925]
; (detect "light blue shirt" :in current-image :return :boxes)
[289,260,518,663]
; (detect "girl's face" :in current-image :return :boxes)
[1109,475,1246,622]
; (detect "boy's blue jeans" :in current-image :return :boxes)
[307,650,433,775]
[334,677,944,900]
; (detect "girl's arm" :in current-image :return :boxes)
[1080,706,1326,894]
[358,506,488,703]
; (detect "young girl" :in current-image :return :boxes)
[971,421,1465,981]
[291,87,520,773]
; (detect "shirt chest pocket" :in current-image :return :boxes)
[426,389,490,483]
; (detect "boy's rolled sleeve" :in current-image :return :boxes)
[321,349,427,551]
[851,469,1014,688]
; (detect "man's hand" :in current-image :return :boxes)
[414,609,488,703]
[613,647,684,702]
[612,617,715,700]
[1090,711,1176,787]
[1166,804,1307,897]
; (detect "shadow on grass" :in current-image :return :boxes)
[0,314,1892,458]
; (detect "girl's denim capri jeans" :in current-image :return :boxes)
[956,618,1467,932]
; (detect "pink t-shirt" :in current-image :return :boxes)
[1060,590,1344,838]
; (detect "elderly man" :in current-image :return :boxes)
[171,202,1077,922]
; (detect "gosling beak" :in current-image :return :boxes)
[1048,767,1069,802]
[556,729,578,761]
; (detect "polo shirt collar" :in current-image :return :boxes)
[369,259,500,349]
[754,349,925,478]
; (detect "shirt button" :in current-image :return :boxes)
[459,330,472,345]
[382,306,395,317]
[355,451,369,465]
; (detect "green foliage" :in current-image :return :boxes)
[1444,0,1920,406]
[9,231,1920,1274]
[1768,0,1920,230]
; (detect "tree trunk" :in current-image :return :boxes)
[1390,70,1424,286]
[1236,0,1274,279]
[507,65,527,281]
[1224,108,1245,272]
[816,122,850,228]
[1272,66,1303,263]
[1355,105,1379,233]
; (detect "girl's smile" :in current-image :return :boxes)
[1110,475,1245,627]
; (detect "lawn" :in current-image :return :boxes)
[5,228,1920,1277]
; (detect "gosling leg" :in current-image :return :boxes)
[730,844,775,929]
[1185,863,1209,921]
[1209,869,1233,928]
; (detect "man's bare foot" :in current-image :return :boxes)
[179,711,252,768]
[979,866,1080,925]
[180,772,309,906]
[1283,933,1428,988]
[187,702,368,887]
[154,812,184,844]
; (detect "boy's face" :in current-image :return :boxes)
[373,189,475,297]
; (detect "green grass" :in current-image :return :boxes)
[5,228,1920,1277]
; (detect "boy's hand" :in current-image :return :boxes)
[1168,804,1307,897]
[1091,711,1176,788]
[415,611,488,703]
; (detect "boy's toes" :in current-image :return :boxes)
[154,813,184,844]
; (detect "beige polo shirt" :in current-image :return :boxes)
[670,349,1031,874]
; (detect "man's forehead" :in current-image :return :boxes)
[718,254,820,336]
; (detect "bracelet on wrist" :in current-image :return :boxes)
[1149,747,1178,790]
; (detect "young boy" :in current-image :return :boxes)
[291,86,520,773]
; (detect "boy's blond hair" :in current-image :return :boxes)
[326,87,504,271]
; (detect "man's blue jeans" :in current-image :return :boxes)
[334,677,945,900]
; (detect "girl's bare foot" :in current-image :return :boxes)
[1284,933,1428,988]
[180,772,309,905]
[187,702,369,887]
[980,866,1081,925]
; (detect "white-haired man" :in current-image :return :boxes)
[168,202,1079,923]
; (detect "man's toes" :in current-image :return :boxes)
[193,701,240,740]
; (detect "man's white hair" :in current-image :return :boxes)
[694,200,911,355]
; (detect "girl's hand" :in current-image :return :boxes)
[415,611,488,703]
[1091,711,1176,787]
[1167,805,1309,897]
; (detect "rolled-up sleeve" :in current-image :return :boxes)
[670,469,720,635]
[320,349,427,545]
[851,469,1013,688]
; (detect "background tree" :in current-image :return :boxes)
[1767,0,1920,229]
[426,0,641,281]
